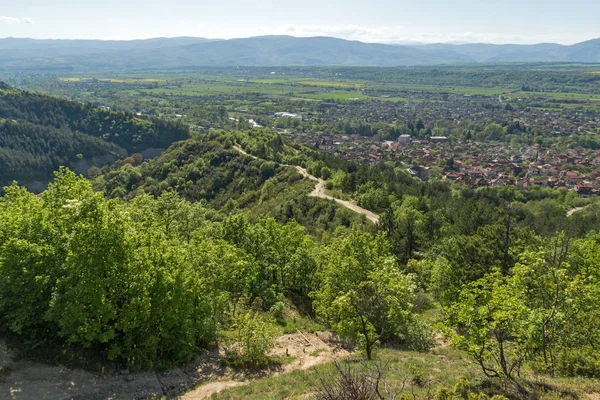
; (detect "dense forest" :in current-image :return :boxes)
[0,119,125,182]
[0,82,188,187]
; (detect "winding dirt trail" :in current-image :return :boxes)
[0,332,349,400]
[233,146,379,224]
[179,331,350,399]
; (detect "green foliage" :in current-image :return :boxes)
[313,230,419,359]
[0,119,126,184]
[0,88,188,152]
[0,88,188,187]
[260,161,276,179]
[453,375,472,399]
[227,311,277,368]
[443,235,600,380]
[443,271,531,380]
[0,170,228,369]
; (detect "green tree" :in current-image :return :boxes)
[313,230,416,359]
[229,311,277,367]
[443,271,531,382]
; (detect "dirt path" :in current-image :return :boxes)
[233,146,379,224]
[0,332,348,400]
[567,206,585,217]
[179,331,349,400]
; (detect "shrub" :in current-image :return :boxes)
[269,300,286,325]
[228,311,277,368]
[314,361,406,400]
[552,348,600,378]
[404,319,435,351]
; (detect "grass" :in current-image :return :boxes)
[296,90,370,101]
[510,91,600,101]
[210,347,475,399]
[59,77,93,82]
[56,73,512,102]
[280,312,324,335]
[211,345,600,399]
[209,298,600,400]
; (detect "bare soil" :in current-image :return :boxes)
[180,331,350,399]
[0,332,350,400]
[567,206,585,217]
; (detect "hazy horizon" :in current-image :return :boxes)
[2,0,599,45]
[1,34,599,47]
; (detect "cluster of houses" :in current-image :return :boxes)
[269,92,599,196]
[282,129,600,196]
[318,94,600,138]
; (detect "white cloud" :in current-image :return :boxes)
[0,16,20,23]
[0,16,35,24]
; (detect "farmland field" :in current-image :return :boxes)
[4,65,600,115]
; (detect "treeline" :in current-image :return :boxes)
[0,85,188,151]
[0,119,125,182]
[0,83,189,186]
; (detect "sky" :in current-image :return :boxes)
[1,0,599,45]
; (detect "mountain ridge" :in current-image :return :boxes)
[1,35,599,69]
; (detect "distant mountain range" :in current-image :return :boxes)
[1,35,599,70]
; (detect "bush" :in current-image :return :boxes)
[227,311,277,368]
[315,361,407,400]
[552,348,600,378]
[453,375,471,399]
[404,319,435,351]
[269,300,286,325]
[407,363,426,387]
[0,172,224,370]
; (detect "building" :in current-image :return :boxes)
[274,112,302,120]
[406,165,429,181]
[398,134,411,145]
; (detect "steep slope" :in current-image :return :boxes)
[93,131,374,233]
[0,83,189,188]
[0,84,189,152]
[0,119,125,183]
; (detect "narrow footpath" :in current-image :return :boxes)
[233,146,379,223]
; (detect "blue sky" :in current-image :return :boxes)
[1,0,599,44]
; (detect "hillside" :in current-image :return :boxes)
[1,36,600,70]
[0,83,189,188]
[93,130,374,234]
[1,65,600,400]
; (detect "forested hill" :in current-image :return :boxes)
[93,129,373,235]
[1,35,599,70]
[0,83,189,188]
